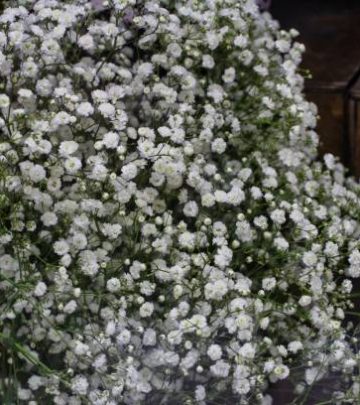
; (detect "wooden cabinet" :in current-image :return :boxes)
[271,0,360,176]
[349,79,360,176]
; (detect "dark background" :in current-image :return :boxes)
[271,0,360,178]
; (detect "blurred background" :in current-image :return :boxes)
[271,0,360,178]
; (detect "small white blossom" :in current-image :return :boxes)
[71,375,89,396]
[106,278,121,293]
[34,281,47,297]
[207,344,222,361]
[262,277,276,291]
[211,138,227,154]
[103,132,119,149]
[139,302,154,317]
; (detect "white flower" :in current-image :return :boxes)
[106,277,121,293]
[138,62,153,77]
[272,364,290,380]
[205,279,228,301]
[41,212,58,226]
[79,250,99,276]
[299,295,312,307]
[347,249,360,277]
[102,223,122,239]
[77,102,94,117]
[254,215,268,230]
[236,220,254,242]
[117,329,131,346]
[64,157,82,174]
[143,328,157,346]
[201,193,216,207]
[222,67,236,83]
[270,209,286,225]
[214,245,233,269]
[260,317,270,330]
[202,54,215,69]
[34,281,47,297]
[233,378,250,395]
[18,389,31,400]
[274,237,289,251]
[22,58,39,78]
[305,367,323,385]
[98,102,115,118]
[121,163,138,180]
[183,201,198,217]
[288,341,303,353]
[302,251,317,267]
[2,1,360,402]
[275,39,291,53]
[103,132,119,148]
[214,190,228,203]
[53,240,70,256]
[207,344,222,361]
[71,375,89,395]
[179,231,196,250]
[324,241,339,258]
[71,233,87,250]
[92,90,108,103]
[36,78,52,96]
[0,94,10,108]
[262,277,276,291]
[92,353,107,371]
[239,343,255,359]
[167,330,183,345]
[139,302,154,317]
[180,349,199,370]
[227,187,245,205]
[234,34,248,48]
[290,209,305,224]
[28,375,43,391]
[206,31,220,50]
[29,164,46,182]
[41,39,60,56]
[195,385,206,401]
[108,85,125,101]
[236,313,253,331]
[207,85,225,104]
[63,300,77,314]
[52,111,76,128]
[59,141,79,156]
[181,314,207,332]
[324,153,336,170]
[210,360,230,378]
[74,341,89,356]
[78,34,95,51]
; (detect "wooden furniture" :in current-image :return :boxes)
[349,79,360,176]
[271,0,360,177]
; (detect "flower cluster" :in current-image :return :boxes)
[1,0,360,404]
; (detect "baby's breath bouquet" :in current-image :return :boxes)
[1,0,360,404]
